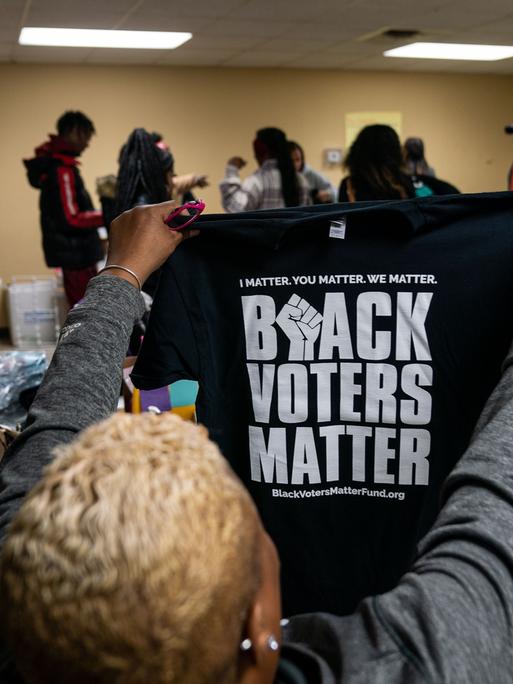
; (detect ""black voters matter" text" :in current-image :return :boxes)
[241,290,434,490]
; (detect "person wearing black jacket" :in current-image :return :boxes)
[1,202,513,683]
[23,111,104,306]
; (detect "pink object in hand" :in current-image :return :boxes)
[165,199,205,230]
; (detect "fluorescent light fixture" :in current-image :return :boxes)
[384,42,513,61]
[19,27,192,50]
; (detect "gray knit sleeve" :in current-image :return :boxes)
[0,275,145,543]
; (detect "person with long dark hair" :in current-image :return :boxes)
[99,130,208,230]
[150,132,208,203]
[289,140,336,204]
[114,128,173,218]
[220,127,310,212]
[338,124,415,202]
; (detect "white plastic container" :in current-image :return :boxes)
[7,277,61,348]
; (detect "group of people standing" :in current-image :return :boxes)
[24,111,455,307]
[8,110,513,684]
[24,112,207,307]
[220,124,457,212]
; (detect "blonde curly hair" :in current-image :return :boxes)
[1,412,260,683]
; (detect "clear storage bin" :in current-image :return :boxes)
[7,276,61,347]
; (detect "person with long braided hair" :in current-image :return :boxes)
[109,128,174,303]
[220,127,310,212]
[115,128,173,217]
[99,129,208,231]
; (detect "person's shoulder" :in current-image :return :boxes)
[297,171,309,189]
[418,174,459,195]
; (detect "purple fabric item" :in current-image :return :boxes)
[139,386,172,413]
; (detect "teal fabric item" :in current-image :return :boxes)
[414,182,434,198]
[169,379,198,407]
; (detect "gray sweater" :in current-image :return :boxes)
[1,275,513,683]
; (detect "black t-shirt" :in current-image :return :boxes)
[132,192,513,616]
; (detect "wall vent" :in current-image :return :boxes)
[356,27,436,44]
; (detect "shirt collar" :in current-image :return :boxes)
[193,192,513,249]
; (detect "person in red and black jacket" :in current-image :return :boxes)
[24,111,104,306]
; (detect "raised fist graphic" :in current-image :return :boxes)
[276,294,323,360]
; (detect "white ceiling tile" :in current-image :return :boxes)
[84,48,168,64]
[347,56,421,71]
[227,0,361,22]
[351,0,444,10]
[114,16,210,32]
[224,51,305,66]
[202,19,292,38]
[0,42,13,59]
[186,34,263,50]
[122,0,247,22]
[0,2,25,21]
[0,27,19,43]
[286,53,368,68]
[454,23,513,40]
[11,45,91,62]
[322,42,379,56]
[22,10,131,30]
[27,0,138,13]
[348,55,513,74]
[444,0,513,12]
[1,0,513,72]
[1,0,28,7]
[281,23,364,40]
[412,5,512,30]
[255,38,331,53]
[155,48,241,66]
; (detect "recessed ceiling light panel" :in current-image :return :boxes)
[384,42,513,61]
[19,27,192,50]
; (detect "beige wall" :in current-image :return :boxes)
[1,63,513,326]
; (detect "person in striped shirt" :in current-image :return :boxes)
[220,127,311,213]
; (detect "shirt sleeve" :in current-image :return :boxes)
[372,342,513,682]
[219,164,262,213]
[57,166,103,229]
[0,276,145,544]
[284,344,513,683]
[173,173,196,195]
[304,167,336,202]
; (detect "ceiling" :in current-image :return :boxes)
[2,0,513,73]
